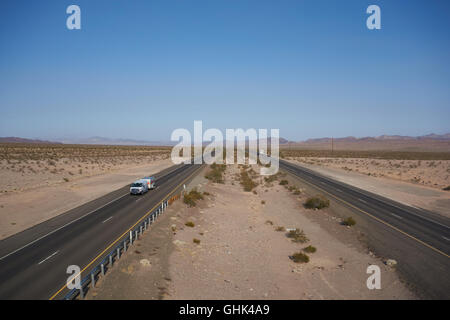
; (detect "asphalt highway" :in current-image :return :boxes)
[280,159,450,299]
[0,163,203,299]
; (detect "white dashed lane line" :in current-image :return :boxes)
[38,251,59,265]
[102,216,113,223]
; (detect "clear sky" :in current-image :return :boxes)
[0,0,449,141]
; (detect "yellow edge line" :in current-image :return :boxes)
[49,164,204,300]
[283,166,450,259]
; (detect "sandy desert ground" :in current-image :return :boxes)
[0,144,172,239]
[287,156,450,190]
[87,164,415,300]
[0,144,171,193]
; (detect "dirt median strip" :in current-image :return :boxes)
[89,163,415,300]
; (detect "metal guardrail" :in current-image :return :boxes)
[62,193,181,300]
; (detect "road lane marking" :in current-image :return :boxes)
[335,188,343,192]
[102,217,113,224]
[281,165,450,259]
[38,251,59,265]
[0,193,128,262]
[0,165,185,262]
[358,198,367,204]
[443,236,450,242]
[391,213,403,220]
[283,161,450,230]
[49,164,204,300]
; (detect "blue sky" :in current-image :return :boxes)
[0,0,449,141]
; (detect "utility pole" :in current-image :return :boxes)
[331,137,334,153]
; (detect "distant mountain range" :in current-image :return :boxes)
[297,133,450,144]
[0,137,62,144]
[288,133,450,152]
[1,134,449,152]
[55,136,174,146]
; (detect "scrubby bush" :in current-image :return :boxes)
[286,228,309,243]
[193,238,201,244]
[240,169,257,192]
[279,180,288,185]
[342,217,356,226]
[303,245,317,253]
[290,252,310,263]
[304,195,330,209]
[443,186,450,191]
[205,163,226,183]
[185,221,195,227]
[183,188,204,207]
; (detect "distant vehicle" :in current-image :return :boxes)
[130,180,149,195]
[141,176,156,190]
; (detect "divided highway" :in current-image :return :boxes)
[280,159,450,299]
[0,163,203,300]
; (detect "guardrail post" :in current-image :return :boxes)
[140,225,143,234]
[117,248,120,259]
[79,286,84,299]
[135,230,138,240]
[144,221,147,230]
[91,273,96,288]
[124,240,127,252]
[109,255,113,267]
[130,230,133,244]
[101,264,105,276]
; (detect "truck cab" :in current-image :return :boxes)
[130,180,149,195]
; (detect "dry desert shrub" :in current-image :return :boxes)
[342,217,356,226]
[239,168,257,192]
[304,195,330,210]
[183,189,204,207]
[286,228,309,243]
[290,252,310,263]
[205,163,226,183]
[303,245,317,253]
